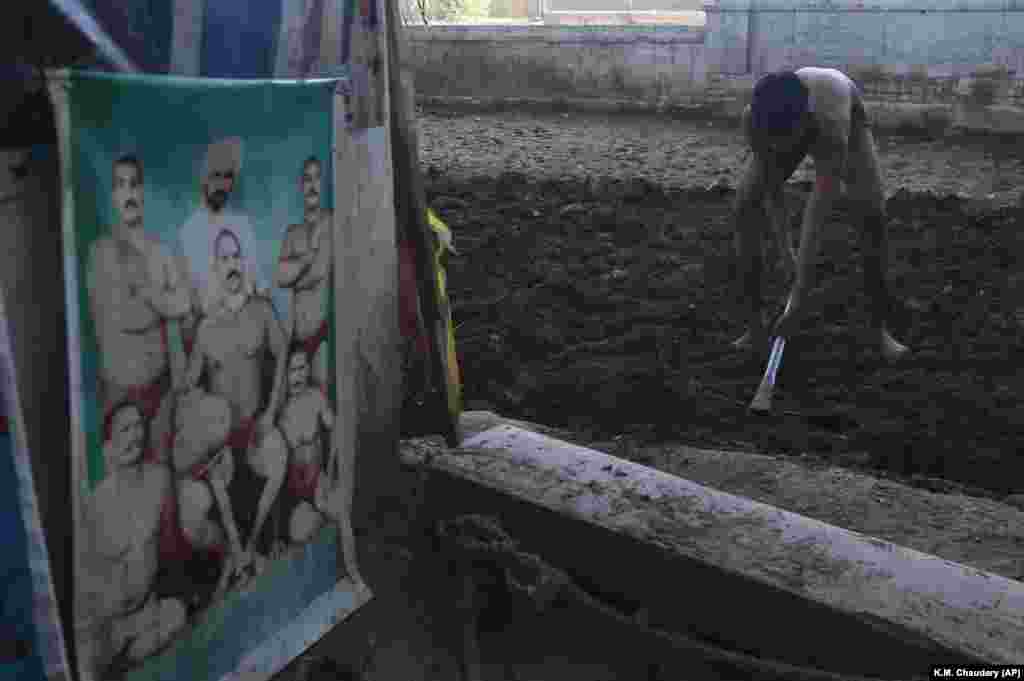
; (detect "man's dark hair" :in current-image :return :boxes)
[113,154,144,184]
[750,71,810,136]
[103,399,145,445]
[302,156,321,174]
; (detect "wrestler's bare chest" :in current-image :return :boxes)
[281,391,324,452]
[202,306,268,370]
[297,218,332,285]
[114,237,171,293]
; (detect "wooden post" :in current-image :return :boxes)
[383,0,460,447]
[0,144,74,676]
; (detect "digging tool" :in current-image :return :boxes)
[749,296,793,413]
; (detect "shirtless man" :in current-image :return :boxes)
[277,156,333,391]
[278,349,341,545]
[87,155,191,462]
[77,400,187,677]
[183,229,289,581]
[166,387,243,599]
[730,67,909,362]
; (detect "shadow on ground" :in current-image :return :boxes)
[433,171,1024,499]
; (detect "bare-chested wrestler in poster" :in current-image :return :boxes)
[182,229,289,585]
[87,154,191,462]
[278,349,339,545]
[77,400,187,678]
[276,348,360,583]
[277,156,333,391]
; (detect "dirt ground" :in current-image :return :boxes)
[418,106,1024,503]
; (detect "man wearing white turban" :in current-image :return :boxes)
[177,137,269,330]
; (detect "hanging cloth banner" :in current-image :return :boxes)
[47,0,459,444]
[0,287,72,681]
[48,69,371,681]
[427,208,463,430]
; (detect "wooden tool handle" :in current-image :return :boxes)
[749,336,785,412]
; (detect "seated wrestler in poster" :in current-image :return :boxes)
[77,400,187,678]
[181,229,290,590]
[276,348,344,551]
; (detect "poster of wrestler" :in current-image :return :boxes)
[49,70,370,681]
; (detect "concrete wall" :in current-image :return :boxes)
[547,0,705,12]
[711,0,1024,78]
[407,3,1024,131]
[407,25,707,102]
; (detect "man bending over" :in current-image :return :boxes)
[730,67,909,362]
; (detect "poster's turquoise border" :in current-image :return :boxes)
[49,68,371,681]
[126,528,370,681]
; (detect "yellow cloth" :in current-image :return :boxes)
[427,209,462,421]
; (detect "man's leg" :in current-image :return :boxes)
[845,125,909,361]
[244,427,288,562]
[764,186,797,280]
[731,157,769,349]
[289,500,325,544]
[114,596,187,662]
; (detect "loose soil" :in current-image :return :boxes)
[419,107,1024,502]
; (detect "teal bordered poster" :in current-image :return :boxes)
[48,70,371,681]
[0,283,71,681]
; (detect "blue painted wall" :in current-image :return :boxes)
[707,0,1024,78]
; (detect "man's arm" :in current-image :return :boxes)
[182,325,206,390]
[763,189,796,277]
[139,247,191,320]
[789,130,847,306]
[171,238,202,343]
[299,215,332,291]
[276,226,312,288]
[319,394,335,432]
[237,216,272,295]
[319,395,338,480]
[263,302,289,420]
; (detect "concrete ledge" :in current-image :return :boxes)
[542,10,708,26]
[417,93,740,119]
[402,411,1024,673]
[406,24,706,41]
